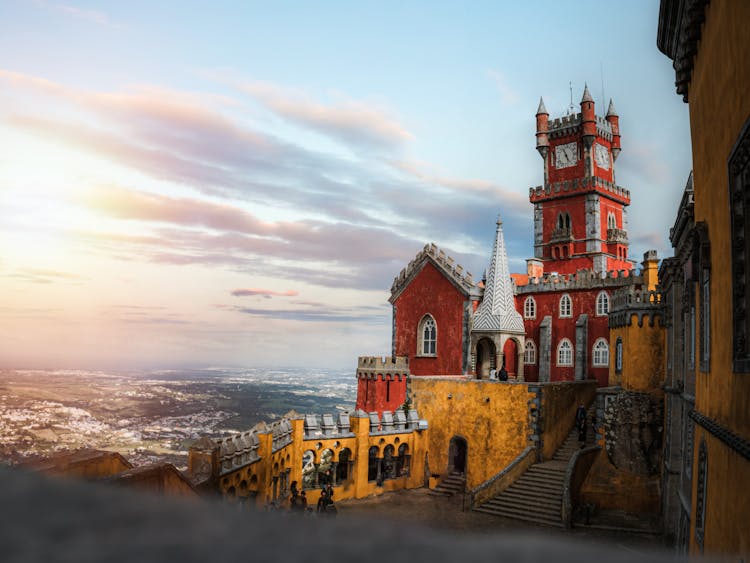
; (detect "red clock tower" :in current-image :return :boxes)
[529,85,631,276]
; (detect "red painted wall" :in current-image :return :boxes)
[393,262,467,376]
[355,375,408,413]
[515,288,611,387]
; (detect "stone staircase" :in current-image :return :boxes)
[473,408,595,527]
[428,471,466,497]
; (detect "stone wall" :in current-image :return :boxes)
[410,377,533,489]
[532,381,597,461]
[189,409,428,508]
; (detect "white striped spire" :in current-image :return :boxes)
[472,216,524,333]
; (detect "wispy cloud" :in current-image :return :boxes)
[231,288,299,298]
[234,306,388,323]
[240,82,413,151]
[33,1,123,29]
[1,69,530,291]
[6,268,87,284]
[486,70,519,105]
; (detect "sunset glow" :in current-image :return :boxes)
[0,1,690,369]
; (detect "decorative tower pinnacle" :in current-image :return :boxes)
[472,219,524,334]
[536,97,550,182]
[606,98,621,161]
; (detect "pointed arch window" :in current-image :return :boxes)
[557,338,573,367]
[559,294,572,318]
[607,212,617,230]
[596,291,609,316]
[615,337,623,373]
[592,338,609,367]
[418,315,437,356]
[524,340,537,365]
[523,296,536,319]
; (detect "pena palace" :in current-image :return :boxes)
[355,85,654,415]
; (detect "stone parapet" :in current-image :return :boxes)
[546,111,614,141]
[609,286,664,328]
[217,430,261,476]
[529,176,630,204]
[390,243,476,300]
[367,409,422,434]
[357,356,410,380]
[515,268,638,295]
[303,412,355,439]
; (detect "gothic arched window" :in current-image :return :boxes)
[607,212,617,230]
[596,291,609,316]
[557,338,573,367]
[592,338,609,367]
[524,340,537,365]
[615,337,623,373]
[524,296,536,319]
[418,315,437,356]
[559,294,572,318]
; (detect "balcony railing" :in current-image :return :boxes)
[550,227,573,243]
[607,228,628,244]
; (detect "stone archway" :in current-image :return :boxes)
[475,338,496,379]
[448,436,467,474]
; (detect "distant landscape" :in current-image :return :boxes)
[0,368,356,470]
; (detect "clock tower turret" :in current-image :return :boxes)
[528,86,632,276]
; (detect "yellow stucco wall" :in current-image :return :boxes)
[689,0,750,438]
[684,2,750,557]
[609,317,665,393]
[410,378,532,490]
[538,381,596,461]
[215,414,427,508]
[694,429,750,558]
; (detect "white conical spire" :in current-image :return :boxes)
[536,96,548,115]
[472,216,525,333]
[606,98,618,117]
[581,83,594,103]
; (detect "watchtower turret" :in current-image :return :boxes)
[527,85,632,276]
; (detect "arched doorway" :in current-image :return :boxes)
[503,338,519,377]
[448,436,467,474]
[476,338,496,379]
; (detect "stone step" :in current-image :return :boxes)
[490,491,561,510]
[529,467,566,477]
[501,485,561,498]
[506,480,562,494]
[516,473,565,485]
[483,499,561,518]
[473,504,563,528]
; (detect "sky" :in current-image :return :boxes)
[0,1,691,370]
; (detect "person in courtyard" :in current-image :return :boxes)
[576,403,587,446]
[324,482,333,502]
[499,367,508,381]
[489,368,497,380]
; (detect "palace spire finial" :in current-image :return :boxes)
[472,220,524,333]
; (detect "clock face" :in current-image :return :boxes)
[594,143,610,170]
[555,142,577,169]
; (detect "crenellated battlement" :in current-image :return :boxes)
[529,175,630,203]
[365,408,422,434]
[515,268,640,295]
[609,285,664,328]
[303,412,355,439]
[217,428,262,476]
[357,355,410,380]
[357,355,409,371]
[390,242,476,299]
[546,112,613,140]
